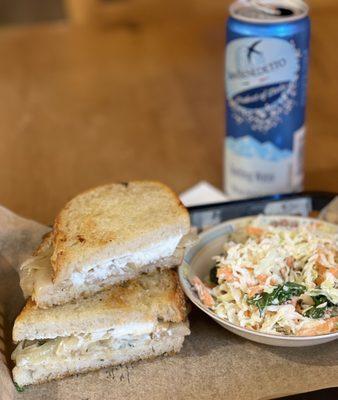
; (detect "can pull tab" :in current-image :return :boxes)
[248,0,281,16]
[245,0,306,16]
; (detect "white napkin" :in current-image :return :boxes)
[180,181,230,207]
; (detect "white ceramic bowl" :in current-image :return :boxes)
[179,215,338,347]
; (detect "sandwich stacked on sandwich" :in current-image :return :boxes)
[12,270,190,386]
[12,181,193,386]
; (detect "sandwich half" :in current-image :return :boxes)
[12,269,190,387]
[20,181,194,308]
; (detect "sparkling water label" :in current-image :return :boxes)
[226,37,300,132]
[225,131,304,197]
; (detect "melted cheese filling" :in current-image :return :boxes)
[71,235,182,285]
[20,234,183,297]
[12,322,189,366]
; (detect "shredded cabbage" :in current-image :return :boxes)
[206,217,338,336]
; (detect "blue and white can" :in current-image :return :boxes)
[225,0,310,197]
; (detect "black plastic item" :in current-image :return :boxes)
[278,387,338,400]
[187,191,337,230]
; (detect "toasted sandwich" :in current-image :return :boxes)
[12,269,190,387]
[20,181,194,308]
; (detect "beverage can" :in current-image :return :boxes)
[224,0,311,197]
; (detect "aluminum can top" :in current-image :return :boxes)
[230,0,309,24]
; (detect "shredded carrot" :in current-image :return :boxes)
[285,256,295,268]
[297,317,338,336]
[257,274,268,284]
[217,266,235,282]
[280,267,288,280]
[315,261,327,285]
[247,285,264,298]
[329,267,338,278]
[191,276,215,307]
[246,226,264,236]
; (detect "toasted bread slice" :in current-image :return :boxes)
[20,181,193,307]
[51,181,190,282]
[12,269,190,387]
[13,269,188,342]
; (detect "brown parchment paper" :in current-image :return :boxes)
[0,206,337,400]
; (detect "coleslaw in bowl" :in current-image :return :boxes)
[179,215,338,346]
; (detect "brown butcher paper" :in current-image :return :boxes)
[0,205,337,400]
